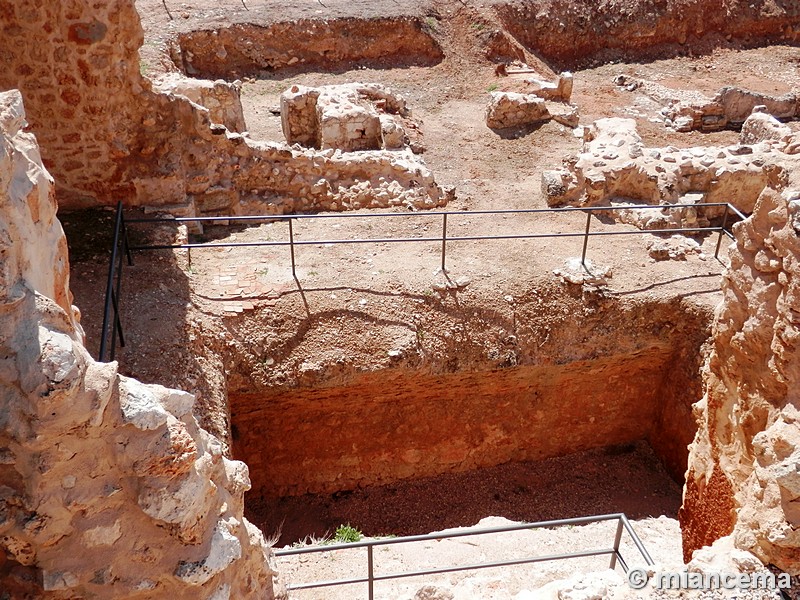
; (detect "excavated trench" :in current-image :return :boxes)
[171,17,444,80]
[166,1,800,82]
[494,0,800,69]
[224,287,713,544]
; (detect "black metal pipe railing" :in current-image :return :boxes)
[274,512,654,599]
[99,201,746,362]
[99,201,130,363]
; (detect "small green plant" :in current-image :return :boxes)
[470,22,485,31]
[487,84,498,92]
[425,16,439,30]
[333,524,363,544]
[256,267,269,277]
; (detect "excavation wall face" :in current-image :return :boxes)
[495,0,800,69]
[173,18,444,80]
[228,292,711,499]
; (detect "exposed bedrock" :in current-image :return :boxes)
[681,187,800,573]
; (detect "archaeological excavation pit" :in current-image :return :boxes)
[170,16,445,80]
[226,286,709,545]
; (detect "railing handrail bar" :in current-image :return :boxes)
[127,226,723,253]
[275,513,624,556]
[124,202,741,224]
[620,513,655,566]
[286,548,617,591]
[275,513,656,596]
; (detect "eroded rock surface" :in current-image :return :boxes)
[0,90,276,598]
[681,186,800,574]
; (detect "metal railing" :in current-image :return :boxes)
[274,513,654,599]
[98,201,746,362]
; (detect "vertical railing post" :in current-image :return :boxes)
[715,203,730,261]
[581,211,591,272]
[609,517,624,570]
[99,202,124,363]
[367,544,374,600]
[288,218,297,280]
[121,214,134,266]
[109,231,127,361]
[441,213,448,272]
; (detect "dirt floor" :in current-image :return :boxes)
[251,440,681,546]
[59,0,800,579]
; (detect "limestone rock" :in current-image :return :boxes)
[486,91,551,129]
[541,117,791,230]
[153,73,246,133]
[740,110,793,145]
[0,91,275,598]
[682,187,800,574]
[414,584,455,600]
[526,71,574,103]
[281,82,416,152]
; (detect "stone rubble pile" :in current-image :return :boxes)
[541,113,798,230]
[485,92,579,130]
[614,76,799,133]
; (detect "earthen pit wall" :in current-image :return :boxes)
[230,311,708,499]
[0,2,447,213]
[495,0,800,70]
[172,17,444,80]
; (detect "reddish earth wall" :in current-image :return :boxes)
[173,17,444,80]
[495,0,800,69]
[232,344,694,498]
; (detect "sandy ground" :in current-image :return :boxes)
[274,514,684,599]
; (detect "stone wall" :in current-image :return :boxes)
[681,187,800,573]
[0,1,451,214]
[542,117,790,229]
[0,90,276,599]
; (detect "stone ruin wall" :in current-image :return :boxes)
[0,90,276,598]
[0,0,451,217]
[681,187,800,574]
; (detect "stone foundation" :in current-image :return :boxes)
[0,1,451,215]
[542,117,792,229]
